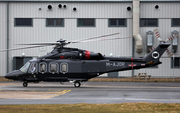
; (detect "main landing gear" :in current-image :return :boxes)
[74,81,81,87]
[70,80,81,87]
[23,82,28,87]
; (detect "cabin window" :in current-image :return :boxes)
[28,63,37,73]
[39,63,47,73]
[49,63,58,73]
[60,63,68,73]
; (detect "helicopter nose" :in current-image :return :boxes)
[5,70,20,80]
[5,72,17,80]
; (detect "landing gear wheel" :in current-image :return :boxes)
[74,82,81,87]
[23,82,28,87]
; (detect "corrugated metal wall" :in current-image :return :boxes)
[0,3,7,76]
[9,2,132,18]
[140,2,180,18]
[139,19,180,57]
[0,1,179,77]
[6,2,133,77]
[134,2,180,77]
[135,58,180,77]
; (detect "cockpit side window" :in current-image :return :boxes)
[28,63,38,74]
[39,63,47,74]
[20,62,30,73]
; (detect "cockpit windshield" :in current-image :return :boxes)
[20,62,31,73]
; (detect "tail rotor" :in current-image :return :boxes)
[151,29,177,57]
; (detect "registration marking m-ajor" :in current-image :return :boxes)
[106,62,125,67]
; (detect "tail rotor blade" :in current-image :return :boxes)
[166,34,178,42]
[148,46,157,52]
[166,48,173,57]
[153,29,163,41]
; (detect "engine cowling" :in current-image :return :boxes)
[80,50,104,60]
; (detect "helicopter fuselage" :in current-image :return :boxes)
[5,56,156,83]
[5,42,170,87]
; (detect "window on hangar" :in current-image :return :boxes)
[171,57,180,68]
[140,18,158,27]
[172,18,180,27]
[46,18,64,27]
[15,18,33,27]
[108,18,127,27]
[77,18,95,27]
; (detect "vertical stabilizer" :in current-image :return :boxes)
[143,42,170,64]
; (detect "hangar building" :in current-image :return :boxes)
[0,0,180,77]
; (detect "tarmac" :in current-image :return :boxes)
[0,81,180,105]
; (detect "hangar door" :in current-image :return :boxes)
[13,57,33,70]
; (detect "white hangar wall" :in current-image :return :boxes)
[0,1,179,78]
[6,2,133,76]
[134,58,180,77]
[134,2,180,77]
[140,2,180,18]
[0,3,7,76]
[9,2,132,18]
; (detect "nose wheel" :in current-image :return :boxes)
[23,82,28,87]
[74,81,81,87]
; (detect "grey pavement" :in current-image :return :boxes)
[0,82,180,104]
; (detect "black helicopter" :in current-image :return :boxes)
[4,33,170,87]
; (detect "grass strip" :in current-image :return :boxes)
[0,103,180,113]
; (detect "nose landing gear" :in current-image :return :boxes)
[23,82,28,87]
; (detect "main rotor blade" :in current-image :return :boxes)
[0,45,45,52]
[71,32,120,43]
[16,42,59,46]
[16,33,120,46]
[76,36,131,43]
